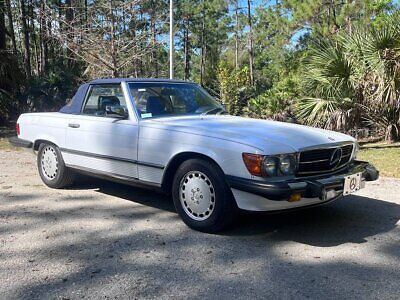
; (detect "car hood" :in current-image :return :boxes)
[142,115,355,153]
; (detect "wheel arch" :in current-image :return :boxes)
[161,151,225,194]
[33,139,59,151]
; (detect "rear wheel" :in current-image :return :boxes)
[37,143,74,188]
[172,158,238,233]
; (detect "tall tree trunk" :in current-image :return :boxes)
[131,20,138,77]
[0,0,5,50]
[58,0,63,30]
[110,0,118,77]
[39,0,47,73]
[65,0,75,68]
[19,0,31,79]
[151,17,158,77]
[200,7,205,86]
[5,0,16,53]
[247,0,254,86]
[130,2,138,78]
[33,30,40,75]
[234,0,239,70]
[183,18,190,80]
[28,0,40,75]
[57,0,63,64]
[47,19,54,65]
[84,0,88,24]
[138,9,144,76]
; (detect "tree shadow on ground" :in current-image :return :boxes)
[66,175,175,213]
[1,179,399,299]
[227,195,400,247]
[68,176,400,247]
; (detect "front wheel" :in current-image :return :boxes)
[37,143,75,189]
[172,158,238,233]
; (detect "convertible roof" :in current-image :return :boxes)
[59,78,192,114]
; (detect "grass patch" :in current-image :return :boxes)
[0,138,18,150]
[358,142,400,178]
[0,126,18,150]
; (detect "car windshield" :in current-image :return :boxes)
[128,82,226,119]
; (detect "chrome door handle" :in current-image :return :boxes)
[68,123,80,128]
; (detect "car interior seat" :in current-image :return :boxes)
[146,96,166,116]
[96,96,121,115]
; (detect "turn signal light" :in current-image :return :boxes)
[242,153,264,176]
[288,193,301,202]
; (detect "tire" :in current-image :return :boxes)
[37,143,75,189]
[172,158,238,233]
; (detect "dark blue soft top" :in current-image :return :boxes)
[59,83,90,114]
[59,78,190,114]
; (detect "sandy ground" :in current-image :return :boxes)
[0,149,399,299]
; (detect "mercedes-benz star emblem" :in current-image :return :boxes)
[350,178,357,190]
[330,148,342,168]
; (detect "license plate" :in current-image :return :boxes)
[343,172,363,195]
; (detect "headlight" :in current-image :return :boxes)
[242,153,297,177]
[280,155,295,175]
[263,156,279,177]
[263,154,297,177]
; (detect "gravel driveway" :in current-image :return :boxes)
[1,149,399,299]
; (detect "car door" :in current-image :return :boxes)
[62,83,140,180]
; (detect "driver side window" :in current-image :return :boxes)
[82,84,126,116]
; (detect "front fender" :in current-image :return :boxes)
[138,125,264,183]
[162,138,261,180]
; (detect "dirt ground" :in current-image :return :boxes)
[1,149,399,299]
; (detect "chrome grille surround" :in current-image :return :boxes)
[297,143,354,176]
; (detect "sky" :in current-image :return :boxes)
[167,0,399,49]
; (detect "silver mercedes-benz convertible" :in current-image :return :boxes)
[10,78,379,232]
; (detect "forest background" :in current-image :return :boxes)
[0,0,399,142]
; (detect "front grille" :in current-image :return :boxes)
[297,144,354,176]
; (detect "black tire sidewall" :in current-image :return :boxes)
[172,158,237,233]
[37,143,68,188]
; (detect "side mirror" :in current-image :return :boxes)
[105,105,129,119]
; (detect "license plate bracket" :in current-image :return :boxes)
[343,172,362,195]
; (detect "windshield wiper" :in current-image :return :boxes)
[201,107,226,115]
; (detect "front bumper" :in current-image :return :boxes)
[226,160,379,206]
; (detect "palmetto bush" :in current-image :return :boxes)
[246,75,299,122]
[297,13,400,141]
[247,91,290,120]
[297,39,358,131]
